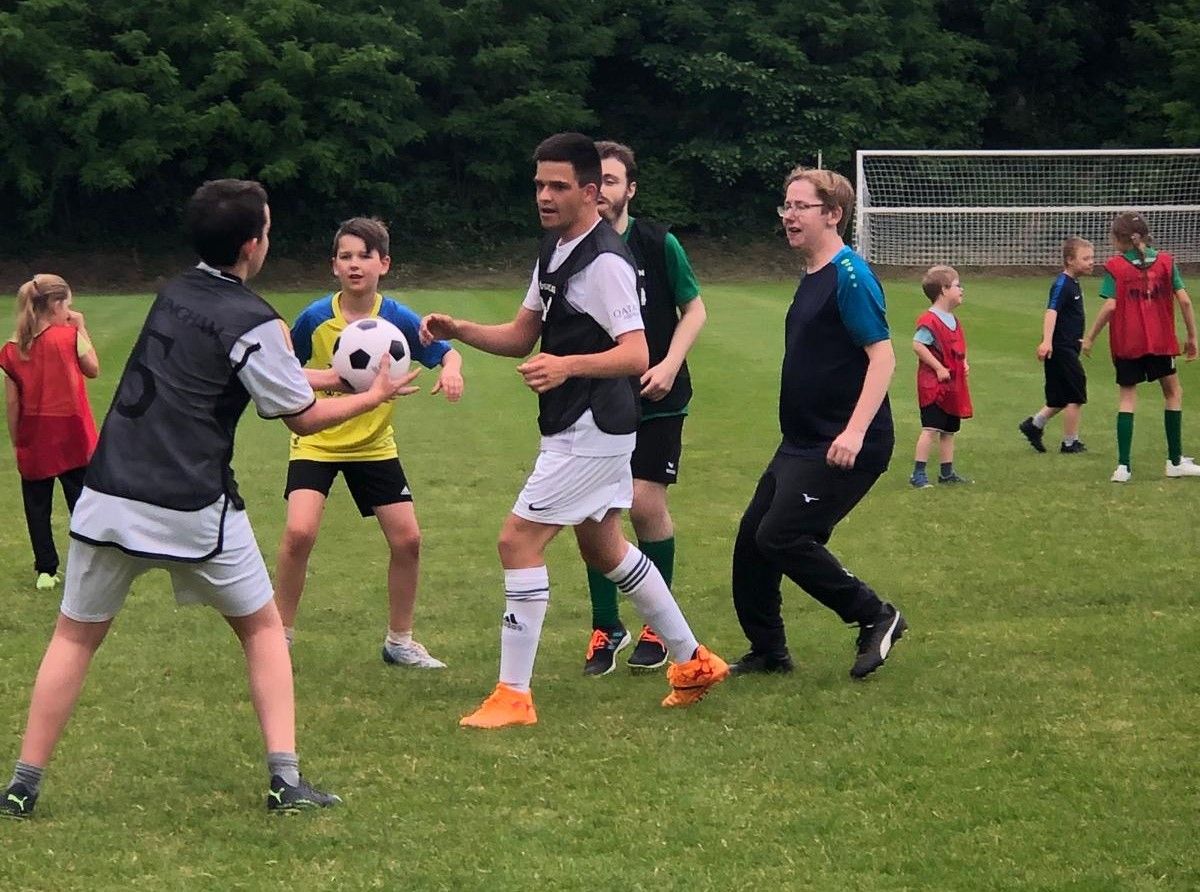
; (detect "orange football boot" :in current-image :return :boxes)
[662,645,729,707]
[460,683,538,728]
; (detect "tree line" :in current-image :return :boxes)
[1,0,1196,251]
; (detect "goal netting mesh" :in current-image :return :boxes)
[854,150,1200,266]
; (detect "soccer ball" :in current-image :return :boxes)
[331,318,412,393]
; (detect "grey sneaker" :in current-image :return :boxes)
[266,775,341,812]
[382,639,447,669]
[937,472,972,484]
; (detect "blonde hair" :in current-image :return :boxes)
[782,167,854,236]
[921,265,959,302]
[15,274,72,356]
[1062,236,1092,265]
[1109,211,1151,264]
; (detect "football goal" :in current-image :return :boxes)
[854,149,1200,266]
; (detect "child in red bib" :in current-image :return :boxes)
[911,265,972,487]
[1082,211,1199,483]
[0,275,100,589]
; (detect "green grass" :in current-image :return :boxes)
[1,277,1198,891]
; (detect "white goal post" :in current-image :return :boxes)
[854,149,1200,266]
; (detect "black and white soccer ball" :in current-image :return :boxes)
[330,318,412,393]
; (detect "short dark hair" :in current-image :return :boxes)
[595,140,637,183]
[533,132,601,188]
[186,179,269,267]
[333,217,390,258]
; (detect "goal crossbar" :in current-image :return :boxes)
[854,149,1200,265]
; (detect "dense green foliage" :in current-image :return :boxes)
[0,0,1197,248]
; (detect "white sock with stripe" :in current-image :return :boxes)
[498,566,550,693]
[605,545,698,662]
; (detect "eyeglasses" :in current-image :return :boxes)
[776,201,825,217]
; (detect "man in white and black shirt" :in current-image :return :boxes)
[421,133,728,729]
[1,179,416,820]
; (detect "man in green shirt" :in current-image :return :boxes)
[581,140,708,675]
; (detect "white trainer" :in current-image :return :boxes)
[382,639,447,669]
[1110,464,1132,483]
[1165,459,1200,477]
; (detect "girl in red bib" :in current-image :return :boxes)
[911,265,973,487]
[1082,212,1198,483]
[0,275,100,589]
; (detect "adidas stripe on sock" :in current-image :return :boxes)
[604,546,698,662]
[499,566,550,693]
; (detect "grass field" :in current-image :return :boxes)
[1,275,1198,891]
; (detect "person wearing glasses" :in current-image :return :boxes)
[729,167,907,681]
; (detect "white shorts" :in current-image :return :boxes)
[60,508,273,622]
[512,451,633,526]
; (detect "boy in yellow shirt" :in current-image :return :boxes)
[275,217,463,666]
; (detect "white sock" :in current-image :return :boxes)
[1063,435,1077,446]
[1032,413,1048,429]
[605,545,698,662]
[498,567,549,692]
[386,630,413,647]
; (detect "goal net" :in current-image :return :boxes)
[854,149,1200,266]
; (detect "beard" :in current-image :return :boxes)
[600,194,629,224]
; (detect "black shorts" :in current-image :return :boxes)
[1114,355,1176,387]
[630,414,685,485]
[284,459,412,517]
[1044,348,1088,408]
[919,403,961,433]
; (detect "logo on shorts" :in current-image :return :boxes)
[527,503,550,512]
[502,612,525,632]
[802,493,820,503]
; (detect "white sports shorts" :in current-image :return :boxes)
[511,451,633,526]
[60,508,273,622]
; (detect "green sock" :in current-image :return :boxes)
[1117,412,1134,467]
[587,566,620,630]
[1165,409,1183,464]
[638,537,676,589]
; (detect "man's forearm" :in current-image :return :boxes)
[563,339,649,379]
[661,297,707,370]
[454,319,535,358]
